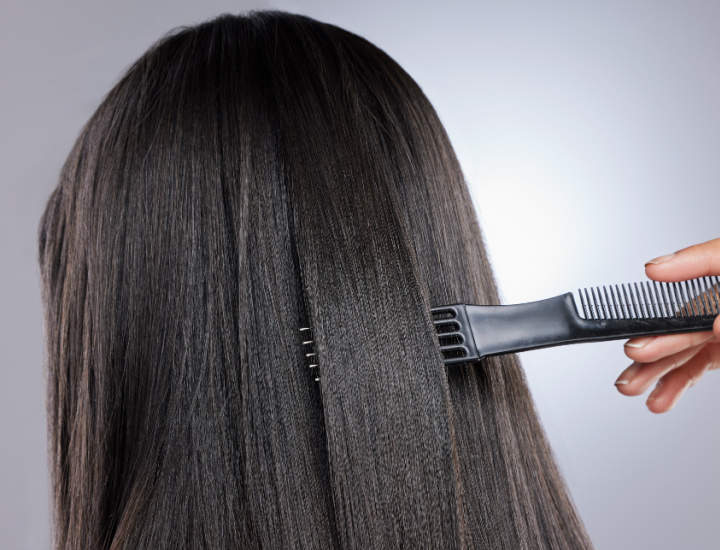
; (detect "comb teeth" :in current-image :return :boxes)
[299,327,319,382]
[429,305,480,364]
[576,277,720,320]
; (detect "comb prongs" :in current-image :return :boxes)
[681,281,695,316]
[671,283,684,317]
[613,285,624,319]
[702,277,714,315]
[590,287,605,319]
[640,282,649,318]
[708,279,716,314]
[689,280,700,316]
[692,279,703,315]
[431,311,457,325]
[693,278,707,315]
[701,277,711,314]
[710,277,720,314]
[602,286,614,319]
[681,282,691,316]
[633,282,645,318]
[653,281,665,317]
[652,281,661,317]
[703,278,714,314]
[600,287,608,319]
[620,284,632,319]
[679,282,687,316]
[668,283,677,316]
[652,281,668,317]
[578,289,588,319]
[584,288,594,319]
[699,276,709,292]
[641,284,649,316]
[660,282,672,318]
[648,282,657,318]
[693,279,710,315]
[598,287,613,319]
[628,283,642,319]
[622,285,631,318]
[610,285,621,319]
[645,281,660,319]
[658,282,667,317]
[689,278,700,315]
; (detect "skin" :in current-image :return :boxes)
[616,238,720,413]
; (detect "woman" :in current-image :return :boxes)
[39,11,591,549]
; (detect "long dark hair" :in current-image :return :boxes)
[39,11,592,549]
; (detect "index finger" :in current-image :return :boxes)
[645,238,720,282]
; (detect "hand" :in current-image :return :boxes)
[615,238,720,413]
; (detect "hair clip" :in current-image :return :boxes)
[300,326,319,382]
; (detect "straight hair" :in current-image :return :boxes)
[39,11,592,549]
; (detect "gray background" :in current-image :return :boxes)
[2,1,719,548]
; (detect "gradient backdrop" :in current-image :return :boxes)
[2,1,718,548]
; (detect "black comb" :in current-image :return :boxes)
[431,276,720,365]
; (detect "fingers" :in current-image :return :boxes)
[645,343,720,413]
[614,238,720,413]
[615,342,720,413]
[615,342,705,396]
[624,331,716,363]
[645,237,720,282]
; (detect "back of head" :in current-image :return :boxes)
[39,11,592,549]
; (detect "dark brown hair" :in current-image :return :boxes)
[39,11,592,549]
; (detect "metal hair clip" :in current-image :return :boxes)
[300,326,319,382]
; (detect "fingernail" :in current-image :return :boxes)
[615,362,641,385]
[645,253,677,266]
[646,380,663,401]
[624,337,654,349]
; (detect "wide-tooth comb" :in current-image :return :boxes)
[431,276,719,365]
